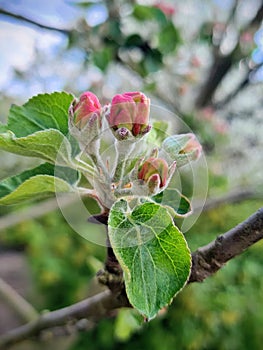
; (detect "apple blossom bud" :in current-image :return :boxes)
[68,92,102,152]
[116,127,130,140]
[153,2,175,17]
[162,133,202,167]
[180,134,202,160]
[138,158,169,190]
[147,174,161,194]
[72,91,101,128]
[108,91,150,138]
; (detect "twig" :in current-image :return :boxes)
[0,290,129,348]
[0,278,38,323]
[0,8,70,34]
[194,187,262,213]
[213,62,263,109]
[189,207,263,282]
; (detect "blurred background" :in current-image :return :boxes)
[0,0,263,349]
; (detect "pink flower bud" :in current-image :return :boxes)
[153,2,175,17]
[138,157,169,189]
[162,133,202,167]
[180,134,202,160]
[72,91,101,127]
[108,91,150,137]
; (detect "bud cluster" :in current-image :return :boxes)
[68,91,202,208]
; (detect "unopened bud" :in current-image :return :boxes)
[71,91,101,128]
[162,133,202,167]
[68,91,102,151]
[138,157,169,190]
[107,91,150,138]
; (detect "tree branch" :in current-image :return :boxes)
[213,62,263,109]
[194,187,262,213]
[0,8,70,34]
[0,278,38,323]
[0,208,262,348]
[0,290,129,348]
[189,207,263,282]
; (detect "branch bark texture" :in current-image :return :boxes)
[0,290,128,348]
[189,208,263,282]
[0,208,262,348]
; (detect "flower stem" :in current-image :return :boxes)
[86,139,111,183]
[113,140,135,186]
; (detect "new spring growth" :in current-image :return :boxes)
[67,90,202,208]
[73,91,101,127]
[68,91,103,152]
[138,158,169,194]
[107,91,151,140]
[181,133,202,159]
[162,133,202,168]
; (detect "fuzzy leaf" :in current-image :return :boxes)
[7,92,73,137]
[0,129,73,166]
[108,199,191,319]
[0,163,78,205]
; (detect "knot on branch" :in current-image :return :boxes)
[189,250,224,283]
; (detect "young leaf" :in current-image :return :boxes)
[0,129,73,166]
[152,188,192,217]
[0,175,72,205]
[7,92,73,137]
[133,5,167,26]
[0,163,78,204]
[108,199,191,319]
[158,22,180,54]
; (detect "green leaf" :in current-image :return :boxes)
[133,5,167,26]
[0,175,72,205]
[108,199,191,319]
[0,163,78,204]
[144,49,163,74]
[93,47,114,71]
[0,123,7,133]
[7,92,73,137]
[147,120,169,146]
[69,1,103,9]
[124,34,145,48]
[0,129,73,166]
[152,188,192,217]
[158,22,180,54]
